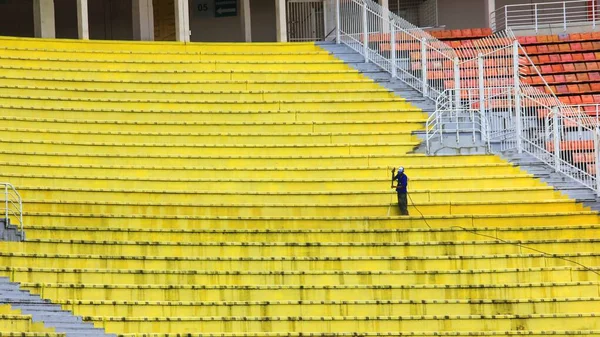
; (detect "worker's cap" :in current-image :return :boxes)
[398,166,404,173]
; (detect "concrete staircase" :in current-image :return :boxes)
[502,150,600,210]
[0,277,114,337]
[0,219,24,242]
[319,41,600,208]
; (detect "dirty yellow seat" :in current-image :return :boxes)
[0,36,598,337]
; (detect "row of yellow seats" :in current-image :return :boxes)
[14,186,566,205]
[22,223,599,242]
[82,313,600,333]
[2,252,598,270]
[14,199,585,216]
[50,296,600,317]
[0,78,390,92]
[21,281,600,301]
[20,212,600,229]
[0,109,425,123]
[0,265,594,285]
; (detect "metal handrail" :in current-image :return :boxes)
[0,183,23,234]
[491,0,598,32]
[336,0,600,195]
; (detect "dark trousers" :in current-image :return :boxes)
[397,192,409,216]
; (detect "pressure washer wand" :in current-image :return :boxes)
[390,167,396,189]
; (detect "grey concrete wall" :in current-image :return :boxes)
[189,0,243,41]
[250,0,276,42]
[88,0,133,40]
[437,0,487,29]
[55,0,78,39]
[0,0,34,37]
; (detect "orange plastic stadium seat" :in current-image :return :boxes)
[537,45,549,54]
[591,83,600,92]
[558,43,571,52]
[582,94,595,103]
[537,35,550,43]
[581,41,594,50]
[568,84,579,93]
[540,65,553,73]
[556,85,569,94]
[559,54,573,62]
[518,36,535,45]
[587,165,596,176]
[573,153,595,164]
[546,140,594,152]
[525,46,537,54]
[562,64,575,73]
[577,73,590,82]
[554,74,566,83]
[554,64,566,73]
[570,42,583,51]
[565,73,578,82]
[583,52,596,61]
[570,33,583,41]
[573,53,585,61]
[546,54,559,63]
[579,84,592,93]
[593,41,600,49]
[589,72,600,81]
[575,63,587,72]
[570,95,583,104]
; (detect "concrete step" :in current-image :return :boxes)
[0,277,113,337]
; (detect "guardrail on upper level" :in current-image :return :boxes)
[491,0,599,33]
[0,183,23,234]
[335,0,459,103]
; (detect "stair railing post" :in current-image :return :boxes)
[563,1,567,31]
[513,40,523,153]
[335,0,341,44]
[362,0,369,63]
[593,0,597,30]
[552,107,561,171]
[534,3,538,33]
[477,53,487,144]
[390,19,396,78]
[421,37,428,97]
[4,184,7,227]
[453,57,461,110]
[594,127,600,196]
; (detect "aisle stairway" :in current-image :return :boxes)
[0,36,598,336]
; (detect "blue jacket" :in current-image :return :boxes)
[394,173,408,193]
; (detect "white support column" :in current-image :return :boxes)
[478,53,487,143]
[76,0,89,40]
[421,38,428,97]
[484,0,495,29]
[175,0,191,42]
[453,57,461,109]
[133,0,154,41]
[380,0,389,10]
[275,0,287,42]
[552,107,561,171]
[240,0,252,42]
[594,127,600,196]
[33,0,55,39]
[513,40,523,153]
[335,0,340,44]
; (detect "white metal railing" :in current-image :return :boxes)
[426,89,491,154]
[0,183,23,234]
[336,0,600,195]
[336,0,458,102]
[492,0,599,33]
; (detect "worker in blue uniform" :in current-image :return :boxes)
[391,166,409,216]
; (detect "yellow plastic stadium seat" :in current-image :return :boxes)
[0,36,597,337]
